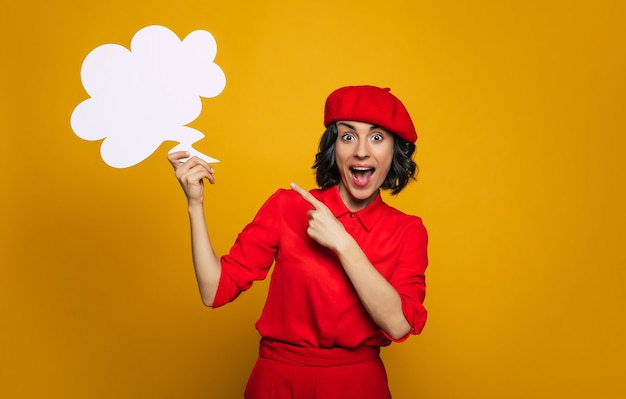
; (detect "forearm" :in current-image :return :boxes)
[188,202,221,307]
[335,237,411,340]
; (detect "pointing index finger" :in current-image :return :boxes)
[290,182,323,209]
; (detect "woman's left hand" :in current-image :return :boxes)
[290,182,351,252]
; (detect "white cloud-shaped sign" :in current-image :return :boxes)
[71,25,225,168]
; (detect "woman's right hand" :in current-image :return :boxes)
[167,151,215,205]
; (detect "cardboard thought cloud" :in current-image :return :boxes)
[71,25,226,168]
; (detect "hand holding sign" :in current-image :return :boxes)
[168,151,215,205]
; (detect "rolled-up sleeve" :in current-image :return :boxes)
[382,220,429,342]
[212,191,281,308]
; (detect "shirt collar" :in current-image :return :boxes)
[320,185,384,232]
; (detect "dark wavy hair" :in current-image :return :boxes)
[312,122,418,195]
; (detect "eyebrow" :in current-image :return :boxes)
[337,122,382,131]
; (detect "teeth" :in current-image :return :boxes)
[351,167,373,171]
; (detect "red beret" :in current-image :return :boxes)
[323,85,417,143]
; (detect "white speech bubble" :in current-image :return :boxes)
[71,25,226,168]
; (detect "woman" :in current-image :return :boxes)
[168,85,428,398]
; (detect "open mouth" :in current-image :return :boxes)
[350,166,375,187]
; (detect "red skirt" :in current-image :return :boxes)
[244,339,391,399]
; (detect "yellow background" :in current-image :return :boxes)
[2,0,625,398]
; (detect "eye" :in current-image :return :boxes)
[341,133,356,141]
[371,133,384,141]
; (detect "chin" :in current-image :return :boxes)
[349,186,379,201]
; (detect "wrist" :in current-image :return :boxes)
[333,233,356,254]
[187,200,204,213]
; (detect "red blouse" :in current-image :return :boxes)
[213,185,428,349]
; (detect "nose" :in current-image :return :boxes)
[354,140,370,159]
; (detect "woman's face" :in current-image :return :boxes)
[335,120,394,211]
